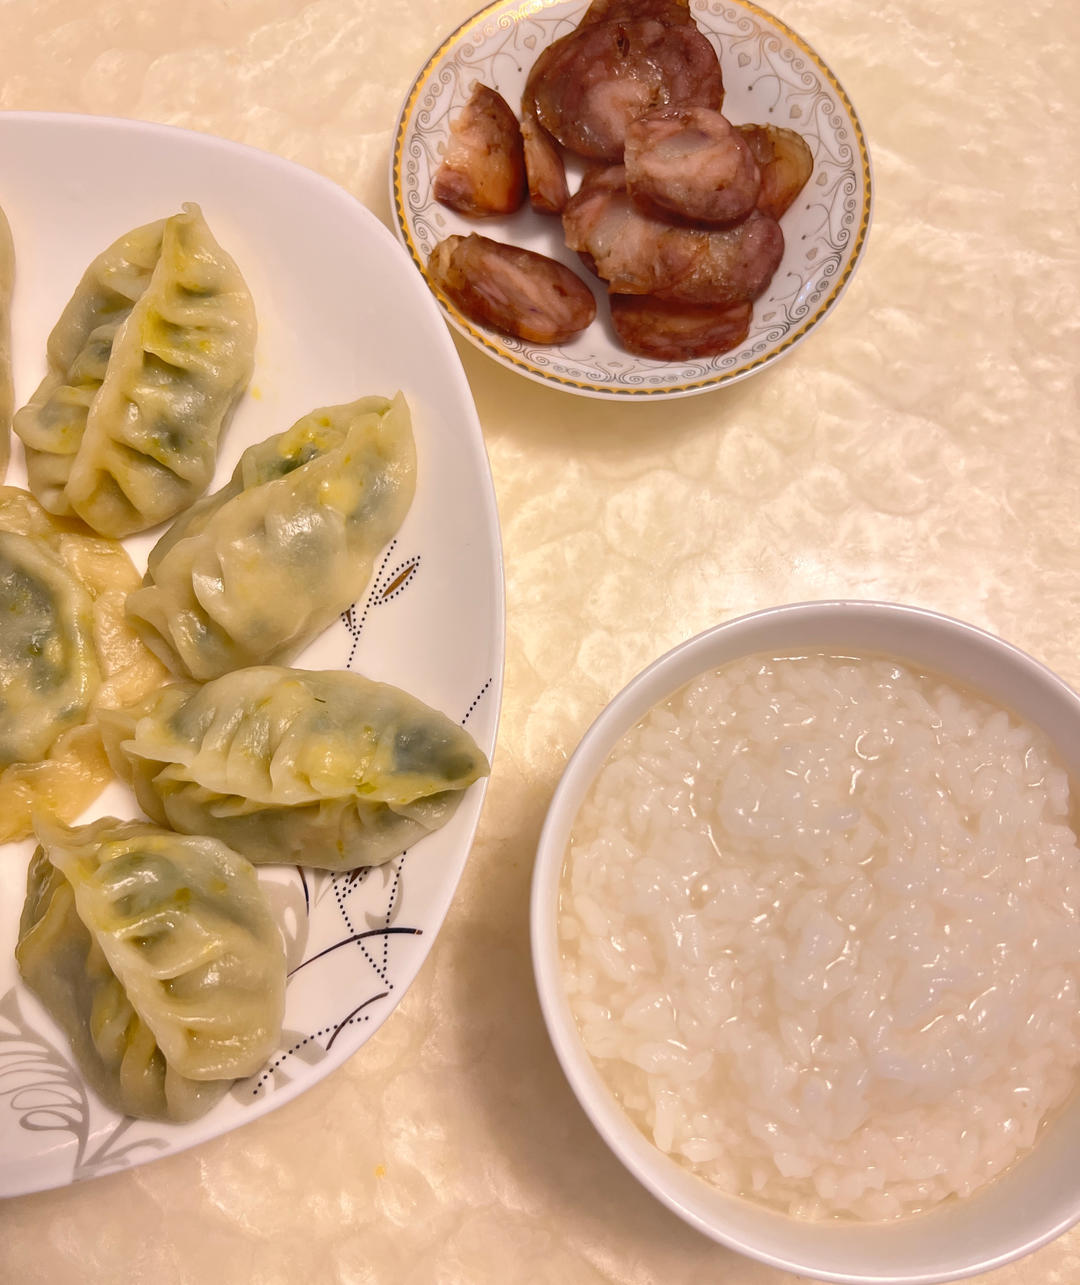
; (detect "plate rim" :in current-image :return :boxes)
[390,0,875,400]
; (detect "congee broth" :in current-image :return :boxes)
[558,652,1080,1221]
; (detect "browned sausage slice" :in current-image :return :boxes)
[433,84,526,217]
[521,112,570,214]
[610,295,752,360]
[524,18,724,162]
[562,166,784,305]
[736,124,814,221]
[624,106,761,226]
[428,234,597,344]
[563,165,698,293]
[580,0,693,25]
[662,208,784,305]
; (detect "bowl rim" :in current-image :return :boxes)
[530,599,1080,1283]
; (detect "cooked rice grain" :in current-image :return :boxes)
[559,654,1080,1220]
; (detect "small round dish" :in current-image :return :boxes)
[531,601,1080,1283]
[391,0,872,400]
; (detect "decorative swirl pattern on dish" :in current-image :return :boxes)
[391,0,872,400]
[0,985,170,1182]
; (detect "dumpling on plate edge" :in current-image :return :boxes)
[125,393,417,681]
[98,666,490,870]
[0,529,99,767]
[0,486,168,843]
[13,203,257,538]
[16,815,286,1122]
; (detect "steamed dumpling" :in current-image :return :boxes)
[125,393,416,680]
[0,204,13,482]
[0,528,100,765]
[99,666,490,870]
[13,214,164,515]
[16,815,286,1122]
[13,203,256,537]
[0,486,168,842]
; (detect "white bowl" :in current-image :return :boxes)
[530,601,1080,1284]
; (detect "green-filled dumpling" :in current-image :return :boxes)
[99,666,490,870]
[13,203,256,537]
[0,529,100,766]
[125,393,416,680]
[16,815,286,1122]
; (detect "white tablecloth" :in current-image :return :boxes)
[1,1,1078,1280]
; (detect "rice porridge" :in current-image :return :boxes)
[558,653,1080,1221]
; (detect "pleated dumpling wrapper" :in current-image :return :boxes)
[13,203,256,537]
[0,204,13,481]
[125,393,416,681]
[99,666,490,870]
[16,815,286,1122]
[0,486,168,842]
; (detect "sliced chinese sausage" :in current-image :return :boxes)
[563,165,699,293]
[735,124,814,221]
[624,106,761,226]
[433,84,526,217]
[524,17,724,162]
[580,0,694,25]
[428,234,596,344]
[610,295,752,360]
[563,165,784,305]
[521,111,569,214]
[664,209,784,305]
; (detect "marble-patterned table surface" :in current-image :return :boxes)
[1,0,1078,1281]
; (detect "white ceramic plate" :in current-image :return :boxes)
[391,0,872,400]
[0,112,504,1197]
